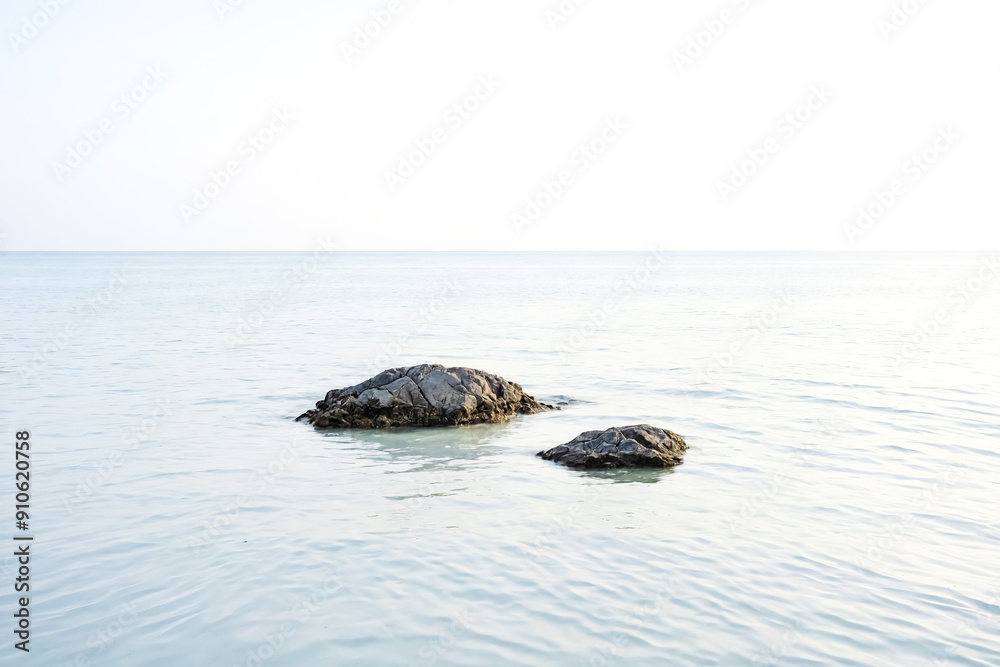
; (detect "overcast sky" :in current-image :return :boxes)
[1,0,997,251]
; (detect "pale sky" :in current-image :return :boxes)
[1,0,997,251]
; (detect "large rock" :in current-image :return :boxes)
[538,425,687,469]
[297,364,555,428]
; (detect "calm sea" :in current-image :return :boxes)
[1,252,998,666]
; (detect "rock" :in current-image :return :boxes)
[538,425,688,469]
[297,364,556,428]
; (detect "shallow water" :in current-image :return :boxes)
[1,252,998,666]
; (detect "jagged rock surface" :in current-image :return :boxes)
[297,364,555,428]
[538,425,688,469]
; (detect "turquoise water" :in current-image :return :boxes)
[1,252,998,666]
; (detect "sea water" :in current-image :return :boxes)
[1,252,998,666]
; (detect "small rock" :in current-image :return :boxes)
[538,425,687,469]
